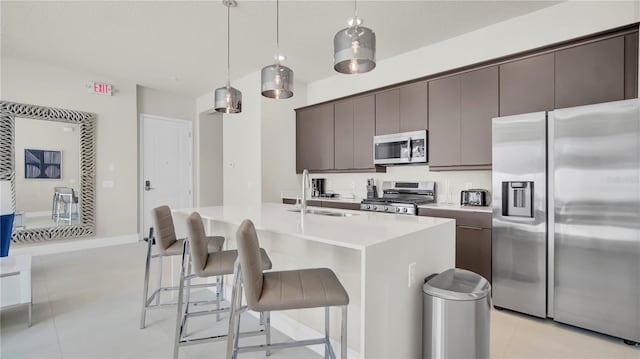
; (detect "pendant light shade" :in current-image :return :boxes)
[214,85,242,113]
[261,0,294,99]
[333,0,376,74]
[261,63,294,99]
[215,0,242,114]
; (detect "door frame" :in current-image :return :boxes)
[138,113,193,239]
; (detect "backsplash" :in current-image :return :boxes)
[292,165,491,204]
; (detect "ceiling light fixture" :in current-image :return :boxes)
[214,0,242,113]
[261,0,294,99]
[333,0,376,74]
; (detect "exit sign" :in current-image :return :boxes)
[87,81,113,96]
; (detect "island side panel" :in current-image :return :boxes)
[215,220,363,357]
[362,220,455,358]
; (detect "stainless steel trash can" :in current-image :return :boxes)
[422,268,491,359]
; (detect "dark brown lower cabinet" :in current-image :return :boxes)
[417,208,492,282]
[281,198,360,211]
[281,198,322,207]
[456,226,492,282]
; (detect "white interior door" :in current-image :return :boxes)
[142,114,192,237]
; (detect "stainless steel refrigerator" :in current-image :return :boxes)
[492,99,640,344]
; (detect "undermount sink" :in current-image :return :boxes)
[288,208,357,217]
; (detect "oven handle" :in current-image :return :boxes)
[407,138,413,160]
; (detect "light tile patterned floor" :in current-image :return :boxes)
[1,242,638,358]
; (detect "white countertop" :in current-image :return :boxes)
[418,203,493,214]
[175,203,453,251]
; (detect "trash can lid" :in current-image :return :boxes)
[423,268,491,301]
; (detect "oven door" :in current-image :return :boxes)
[374,134,411,165]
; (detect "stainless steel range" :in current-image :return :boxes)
[360,181,435,215]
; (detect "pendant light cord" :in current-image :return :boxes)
[226,3,231,87]
[354,0,357,19]
[276,0,279,52]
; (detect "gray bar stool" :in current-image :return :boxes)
[173,212,273,359]
[140,205,225,329]
[227,219,349,359]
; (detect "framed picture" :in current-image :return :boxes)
[24,149,61,179]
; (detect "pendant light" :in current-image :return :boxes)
[214,0,242,114]
[261,0,294,99]
[333,0,376,74]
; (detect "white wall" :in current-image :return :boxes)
[197,111,223,207]
[2,56,138,238]
[298,1,640,201]
[14,119,80,212]
[2,58,206,239]
[261,81,307,203]
[197,74,306,205]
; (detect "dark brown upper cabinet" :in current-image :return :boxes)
[375,89,400,135]
[499,53,555,116]
[460,66,498,166]
[353,95,376,169]
[334,95,376,170]
[555,36,625,109]
[334,99,354,170]
[625,32,638,99]
[296,103,334,172]
[428,75,462,168]
[375,82,428,135]
[399,81,429,132]
[429,67,497,169]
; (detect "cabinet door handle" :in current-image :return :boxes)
[458,225,483,231]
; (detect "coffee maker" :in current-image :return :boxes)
[312,178,325,198]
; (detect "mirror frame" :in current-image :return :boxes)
[0,101,96,243]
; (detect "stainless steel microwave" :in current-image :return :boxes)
[373,130,428,165]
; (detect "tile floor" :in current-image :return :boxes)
[1,242,638,358]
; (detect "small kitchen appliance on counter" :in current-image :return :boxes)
[460,189,490,206]
[361,181,435,215]
[366,178,378,199]
[311,178,325,198]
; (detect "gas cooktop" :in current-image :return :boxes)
[360,181,435,215]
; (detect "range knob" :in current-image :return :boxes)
[366,205,371,210]
[384,207,389,212]
[403,208,408,213]
[395,207,401,213]
[373,206,377,211]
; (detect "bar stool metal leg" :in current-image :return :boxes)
[265,311,272,356]
[173,240,189,359]
[341,305,348,359]
[156,256,163,306]
[140,228,154,329]
[216,275,222,321]
[325,307,330,359]
[183,253,192,337]
[226,261,242,359]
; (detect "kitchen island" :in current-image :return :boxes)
[173,203,455,358]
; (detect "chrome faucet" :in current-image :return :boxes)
[301,169,311,213]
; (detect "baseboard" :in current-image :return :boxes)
[9,234,139,257]
[215,283,360,359]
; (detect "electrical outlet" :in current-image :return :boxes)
[408,262,416,287]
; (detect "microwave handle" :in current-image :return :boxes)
[407,138,413,160]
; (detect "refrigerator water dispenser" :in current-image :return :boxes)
[502,181,534,217]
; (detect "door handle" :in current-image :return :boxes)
[458,225,483,231]
[144,180,155,191]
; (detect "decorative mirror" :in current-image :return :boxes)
[0,101,96,243]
